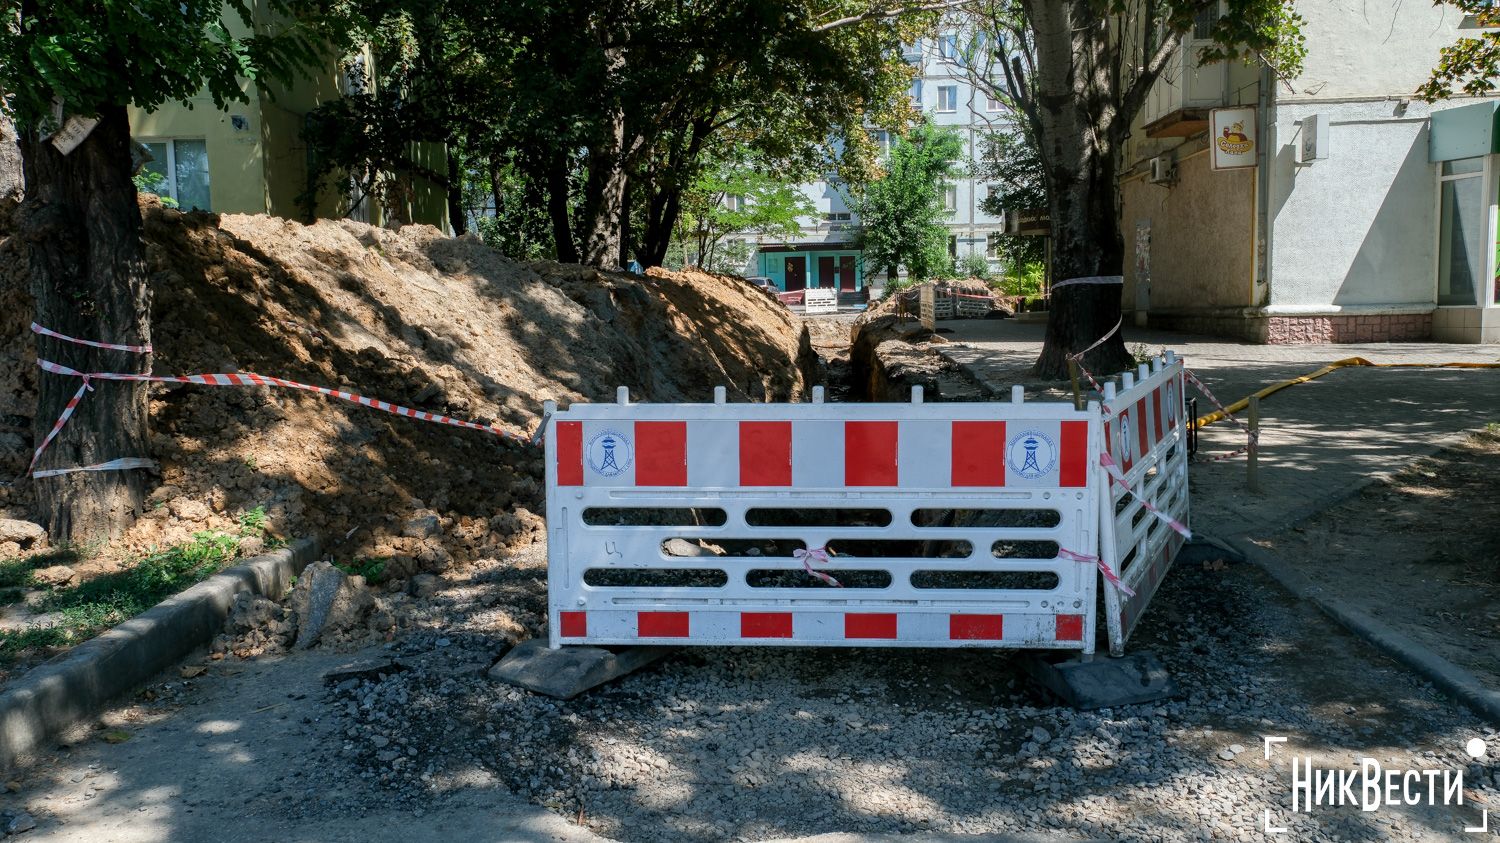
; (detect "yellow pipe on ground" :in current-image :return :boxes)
[1193,357,1500,429]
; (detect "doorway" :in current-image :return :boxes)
[838,256,857,290]
[817,256,835,289]
[784,256,807,291]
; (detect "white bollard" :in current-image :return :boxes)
[812,385,825,404]
[1011,385,1025,404]
[713,386,727,404]
[616,386,630,405]
[911,385,924,404]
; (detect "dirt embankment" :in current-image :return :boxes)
[0,199,817,578]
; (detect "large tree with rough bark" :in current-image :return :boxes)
[0,0,327,543]
[947,1,1304,378]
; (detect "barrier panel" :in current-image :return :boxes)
[1096,353,1190,657]
[804,288,838,315]
[544,386,1103,653]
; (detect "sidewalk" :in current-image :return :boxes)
[937,320,1500,538]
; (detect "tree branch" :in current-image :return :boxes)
[812,0,974,33]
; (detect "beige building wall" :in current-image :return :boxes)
[1122,149,1255,315]
[127,7,448,230]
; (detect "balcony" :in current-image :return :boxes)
[1141,42,1227,138]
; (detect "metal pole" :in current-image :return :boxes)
[1066,358,1083,411]
[1247,395,1260,493]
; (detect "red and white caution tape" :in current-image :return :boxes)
[32,458,157,480]
[28,357,533,480]
[1058,547,1134,597]
[1066,318,1122,405]
[1100,451,1192,540]
[792,546,843,588]
[1183,368,1257,462]
[31,322,153,354]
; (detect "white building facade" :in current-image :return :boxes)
[745,37,1008,293]
[1121,0,1500,343]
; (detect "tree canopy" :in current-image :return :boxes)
[1420,0,1500,100]
[855,120,963,282]
[300,0,937,267]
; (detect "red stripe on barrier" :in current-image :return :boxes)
[950,614,1004,640]
[559,611,587,638]
[739,421,792,486]
[844,613,898,640]
[741,612,794,638]
[636,421,687,486]
[951,421,1005,487]
[638,611,690,638]
[1059,421,1089,487]
[556,421,583,486]
[1151,387,1165,444]
[844,421,898,486]
[1136,398,1151,458]
[1055,614,1084,642]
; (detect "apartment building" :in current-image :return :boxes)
[1121,0,1500,343]
[127,1,448,229]
[745,36,1007,292]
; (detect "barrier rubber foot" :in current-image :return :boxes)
[487,639,675,700]
[1019,651,1176,710]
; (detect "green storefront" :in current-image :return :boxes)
[755,246,866,292]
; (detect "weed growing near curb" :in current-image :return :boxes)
[0,532,244,662]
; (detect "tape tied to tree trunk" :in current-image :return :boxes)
[1050,275,1124,292]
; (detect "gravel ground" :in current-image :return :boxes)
[296,544,1496,842]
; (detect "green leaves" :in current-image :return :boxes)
[1421,2,1500,101]
[1,0,332,128]
[854,120,964,281]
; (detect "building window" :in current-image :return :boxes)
[1437,156,1489,306]
[910,79,924,107]
[137,139,211,211]
[937,86,958,112]
[986,237,1001,258]
[944,184,957,211]
[868,129,892,156]
[986,94,1002,112]
[938,32,958,59]
[824,212,852,222]
[1192,4,1220,40]
[726,194,745,212]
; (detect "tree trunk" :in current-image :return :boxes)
[545,152,579,264]
[1024,0,1133,380]
[0,110,21,232]
[18,105,151,544]
[578,114,628,268]
[446,147,466,236]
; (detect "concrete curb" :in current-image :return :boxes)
[1229,536,1500,726]
[0,537,320,772]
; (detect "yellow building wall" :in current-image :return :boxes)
[1121,148,1255,313]
[128,85,269,215]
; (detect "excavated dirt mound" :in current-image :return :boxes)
[0,198,817,578]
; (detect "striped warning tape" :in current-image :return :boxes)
[30,322,152,354]
[1182,368,1256,462]
[28,358,535,479]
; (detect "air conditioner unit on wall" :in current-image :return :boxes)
[1149,154,1176,185]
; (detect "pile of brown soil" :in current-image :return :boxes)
[0,198,817,580]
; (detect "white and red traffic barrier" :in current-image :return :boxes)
[543,385,1107,652]
[1097,354,1191,657]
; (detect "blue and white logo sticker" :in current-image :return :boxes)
[1166,381,1178,423]
[587,429,633,477]
[1118,411,1133,460]
[1007,429,1058,480]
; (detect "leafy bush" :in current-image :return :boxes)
[958,253,992,280]
[1001,261,1046,298]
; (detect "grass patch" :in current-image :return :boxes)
[0,531,242,664]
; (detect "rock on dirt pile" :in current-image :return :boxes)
[0,199,818,577]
